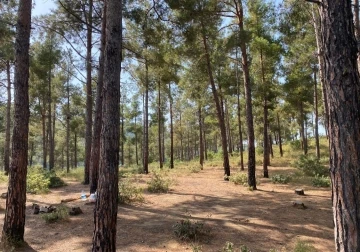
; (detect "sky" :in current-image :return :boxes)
[32,0,55,16]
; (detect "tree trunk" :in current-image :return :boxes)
[1,0,31,245]
[314,68,320,159]
[74,132,77,168]
[300,102,308,155]
[277,113,283,157]
[236,58,244,171]
[120,103,124,165]
[143,61,149,174]
[169,83,174,168]
[92,0,121,249]
[261,49,269,178]
[354,0,360,69]
[158,80,163,168]
[180,111,183,160]
[89,5,106,193]
[66,63,70,173]
[199,106,204,167]
[320,1,360,250]
[84,0,93,185]
[4,60,11,175]
[41,99,47,169]
[135,116,138,166]
[312,5,329,136]
[201,27,230,177]
[234,0,256,189]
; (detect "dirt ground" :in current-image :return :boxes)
[0,165,334,252]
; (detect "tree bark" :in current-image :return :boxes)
[320,0,360,250]
[66,62,71,173]
[158,80,163,168]
[276,112,283,157]
[84,0,93,184]
[1,0,31,245]
[169,83,174,168]
[201,27,230,177]
[261,49,269,178]
[199,106,204,167]
[90,5,106,193]
[92,0,121,249]
[314,68,320,159]
[4,60,11,175]
[234,0,256,189]
[143,61,149,174]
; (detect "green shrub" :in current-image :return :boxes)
[312,175,331,187]
[293,241,316,252]
[188,164,203,173]
[173,219,209,241]
[44,170,67,188]
[229,173,248,186]
[42,205,69,223]
[147,172,170,193]
[223,241,234,252]
[290,140,301,150]
[294,155,328,177]
[58,167,84,182]
[118,178,144,204]
[271,174,291,184]
[27,167,50,194]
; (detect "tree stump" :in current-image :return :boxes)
[295,189,305,195]
[292,201,307,209]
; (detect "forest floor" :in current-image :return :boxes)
[0,164,334,252]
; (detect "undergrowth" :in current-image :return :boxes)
[118,178,144,204]
[42,205,69,223]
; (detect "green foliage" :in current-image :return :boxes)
[27,166,50,194]
[222,242,252,252]
[223,241,234,252]
[58,167,84,182]
[294,155,328,177]
[41,205,69,223]
[271,174,291,184]
[44,170,66,188]
[0,172,8,183]
[118,178,144,204]
[293,241,316,252]
[173,219,209,241]
[229,173,248,186]
[147,172,171,193]
[188,164,203,173]
[290,140,302,151]
[312,175,331,187]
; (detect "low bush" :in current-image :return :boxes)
[27,167,50,194]
[173,219,209,241]
[118,178,144,204]
[229,173,248,186]
[147,172,171,193]
[188,164,203,173]
[294,155,328,177]
[271,174,291,184]
[312,175,331,187]
[42,205,69,223]
[293,240,316,252]
[44,170,66,188]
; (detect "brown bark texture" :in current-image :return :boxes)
[84,0,93,184]
[4,60,11,175]
[90,5,106,194]
[1,0,31,245]
[92,0,122,250]
[320,0,360,251]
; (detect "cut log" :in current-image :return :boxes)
[295,189,305,195]
[292,201,307,209]
[61,198,79,203]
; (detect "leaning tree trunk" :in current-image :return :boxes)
[92,0,122,250]
[320,0,360,250]
[4,60,11,175]
[201,28,230,177]
[313,68,320,159]
[235,0,257,189]
[1,0,31,246]
[89,4,106,194]
[84,0,93,184]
